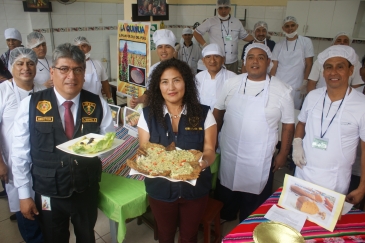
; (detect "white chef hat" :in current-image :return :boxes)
[331,31,352,46]
[73,36,90,46]
[254,21,268,32]
[283,16,297,26]
[243,43,272,66]
[202,43,224,57]
[216,0,231,8]
[4,28,22,42]
[9,47,38,68]
[27,32,46,49]
[182,28,193,35]
[317,45,357,65]
[153,29,176,48]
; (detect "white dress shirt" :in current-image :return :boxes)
[12,88,114,199]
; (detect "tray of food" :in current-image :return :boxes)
[56,132,124,158]
[127,142,203,185]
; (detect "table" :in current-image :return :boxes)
[99,173,148,243]
[99,126,147,243]
[222,188,365,243]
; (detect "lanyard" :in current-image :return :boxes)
[320,90,346,138]
[243,75,271,97]
[38,58,50,72]
[182,44,193,64]
[286,38,298,51]
[221,20,230,36]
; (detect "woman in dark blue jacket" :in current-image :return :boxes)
[137,59,217,243]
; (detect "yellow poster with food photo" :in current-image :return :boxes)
[117,20,151,97]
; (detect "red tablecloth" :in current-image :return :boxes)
[222,188,365,243]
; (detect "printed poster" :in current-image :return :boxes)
[108,104,121,127]
[123,107,141,137]
[278,174,345,232]
[117,20,151,98]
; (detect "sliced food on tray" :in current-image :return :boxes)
[69,132,116,154]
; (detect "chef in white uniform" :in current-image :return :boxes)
[194,0,253,73]
[307,32,364,93]
[27,32,53,88]
[293,45,365,205]
[271,16,314,109]
[196,43,236,110]
[213,43,294,221]
[130,29,177,108]
[0,47,43,242]
[177,28,202,74]
[1,28,22,74]
[73,36,114,104]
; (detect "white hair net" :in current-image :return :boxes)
[182,28,193,35]
[254,21,268,32]
[331,32,352,46]
[283,16,297,26]
[4,28,22,42]
[243,43,272,66]
[27,32,46,49]
[202,43,224,57]
[216,0,231,8]
[317,45,357,65]
[9,47,38,68]
[73,36,90,46]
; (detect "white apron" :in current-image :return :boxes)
[199,69,226,110]
[219,74,277,194]
[295,89,352,194]
[275,37,305,109]
[84,59,102,97]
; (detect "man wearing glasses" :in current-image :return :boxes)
[12,43,114,243]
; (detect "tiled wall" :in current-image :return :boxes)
[0,0,124,78]
[0,1,364,80]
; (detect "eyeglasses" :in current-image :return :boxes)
[52,66,84,75]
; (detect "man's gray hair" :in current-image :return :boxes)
[53,43,85,68]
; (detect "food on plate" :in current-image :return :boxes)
[68,132,116,154]
[290,185,323,203]
[126,112,140,127]
[296,196,320,215]
[131,68,145,84]
[127,142,203,180]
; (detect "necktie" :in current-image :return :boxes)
[63,101,74,139]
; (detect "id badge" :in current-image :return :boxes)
[41,195,51,211]
[312,136,329,150]
[225,35,232,41]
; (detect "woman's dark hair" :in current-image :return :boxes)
[146,58,202,129]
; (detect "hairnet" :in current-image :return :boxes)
[73,36,90,46]
[202,43,224,57]
[4,28,22,42]
[317,45,357,65]
[216,0,231,8]
[9,47,38,67]
[243,43,272,66]
[283,16,297,26]
[153,29,176,47]
[182,28,193,35]
[254,21,268,32]
[27,32,46,49]
[331,31,352,46]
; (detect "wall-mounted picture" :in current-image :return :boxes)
[128,65,146,87]
[23,0,52,12]
[137,0,167,16]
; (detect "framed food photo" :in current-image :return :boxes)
[278,174,345,232]
[108,104,121,128]
[123,107,141,137]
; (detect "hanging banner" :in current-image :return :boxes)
[117,20,151,97]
